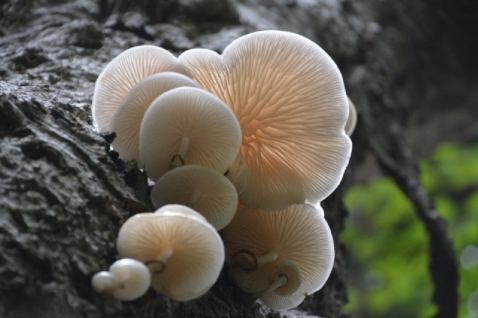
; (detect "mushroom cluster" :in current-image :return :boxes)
[91,30,354,310]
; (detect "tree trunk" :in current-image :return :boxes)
[1,0,476,317]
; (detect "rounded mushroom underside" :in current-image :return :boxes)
[151,165,238,230]
[93,45,190,133]
[108,258,152,301]
[179,30,351,211]
[110,72,200,164]
[116,211,224,300]
[139,86,242,182]
[154,204,208,223]
[222,204,334,296]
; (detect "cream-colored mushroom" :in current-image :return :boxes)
[222,203,334,311]
[151,165,238,230]
[179,30,351,211]
[116,206,224,301]
[154,203,208,223]
[345,97,357,136]
[139,87,242,182]
[110,72,200,164]
[91,258,151,301]
[92,45,190,132]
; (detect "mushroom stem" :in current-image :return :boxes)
[178,136,190,158]
[147,247,174,274]
[256,252,278,267]
[248,274,288,300]
[189,189,201,206]
[170,137,189,169]
[157,247,174,263]
[230,250,278,272]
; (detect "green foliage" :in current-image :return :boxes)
[343,143,478,317]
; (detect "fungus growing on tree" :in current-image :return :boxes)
[116,206,225,301]
[179,30,352,211]
[151,165,238,230]
[222,204,334,310]
[139,87,242,182]
[110,72,200,164]
[92,45,190,132]
[91,258,151,301]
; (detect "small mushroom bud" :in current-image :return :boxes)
[91,258,151,301]
[345,97,357,136]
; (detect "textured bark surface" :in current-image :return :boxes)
[1,0,476,317]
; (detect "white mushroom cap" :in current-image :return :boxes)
[151,165,238,230]
[91,259,151,301]
[179,30,352,211]
[345,97,357,136]
[222,204,334,310]
[116,208,224,301]
[154,203,208,223]
[92,271,115,293]
[139,87,242,182]
[110,72,200,164]
[92,45,190,132]
[108,258,151,301]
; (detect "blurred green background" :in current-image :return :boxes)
[343,142,478,318]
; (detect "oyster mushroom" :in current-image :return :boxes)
[139,87,242,182]
[92,45,190,132]
[222,203,334,310]
[151,165,238,230]
[116,206,224,301]
[91,258,151,301]
[110,72,200,164]
[179,30,352,211]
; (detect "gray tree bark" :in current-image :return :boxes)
[1,0,476,317]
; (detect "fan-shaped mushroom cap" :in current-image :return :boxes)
[222,204,334,310]
[116,208,224,301]
[345,97,357,136]
[92,45,190,132]
[139,87,242,182]
[151,165,238,230]
[110,72,200,164]
[179,30,352,211]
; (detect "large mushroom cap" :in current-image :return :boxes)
[139,87,242,182]
[179,30,352,211]
[92,45,190,132]
[116,208,224,301]
[151,165,238,230]
[110,72,200,164]
[222,204,334,310]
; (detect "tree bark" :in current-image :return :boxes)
[1,0,476,317]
